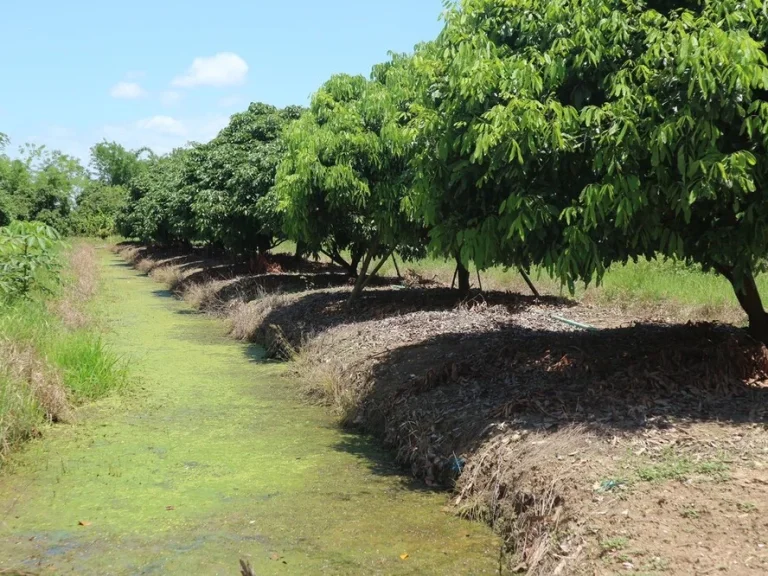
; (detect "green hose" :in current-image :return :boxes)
[551,314,598,331]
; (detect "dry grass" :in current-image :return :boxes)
[115,244,223,312]
[228,292,292,353]
[228,301,262,341]
[114,245,142,264]
[183,280,228,311]
[150,265,185,292]
[68,243,98,300]
[135,258,158,274]
[115,245,301,355]
[455,428,592,575]
[56,242,99,329]
[293,333,356,415]
[0,340,72,436]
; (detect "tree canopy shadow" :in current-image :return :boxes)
[330,433,447,493]
[213,273,384,303]
[339,322,768,484]
[117,242,388,304]
[252,287,573,355]
[117,242,344,280]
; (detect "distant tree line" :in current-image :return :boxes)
[4,0,768,338]
[0,135,133,238]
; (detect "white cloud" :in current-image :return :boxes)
[102,114,230,155]
[137,115,187,136]
[172,52,249,88]
[110,81,147,99]
[160,90,182,106]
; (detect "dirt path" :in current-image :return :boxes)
[0,252,502,575]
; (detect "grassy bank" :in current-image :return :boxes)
[0,241,127,464]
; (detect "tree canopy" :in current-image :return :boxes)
[274,68,422,299]
[187,103,304,256]
[0,139,86,231]
[90,141,151,188]
[411,0,768,338]
[117,147,194,245]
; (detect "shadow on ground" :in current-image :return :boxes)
[116,242,404,304]
[251,287,572,355]
[336,321,768,483]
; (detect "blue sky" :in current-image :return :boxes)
[0,0,445,162]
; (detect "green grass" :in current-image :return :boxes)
[47,331,127,400]
[600,536,629,552]
[0,299,54,342]
[0,300,128,404]
[0,371,45,453]
[636,449,730,483]
[584,259,767,318]
[737,502,758,513]
[680,505,701,519]
[272,242,758,324]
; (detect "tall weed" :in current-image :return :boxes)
[47,331,127,400]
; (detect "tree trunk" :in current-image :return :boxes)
[518,266,540,298]
[255,234,272,256]
[321,248,357,277]
[348,242,389,305]
[721,266,768,344]
[347,256,361,278]
[294,240,306,261]
[456,257,470,297]
[348,247,364,278]
[392,254,402,279]
[349,250,394,305]
[349,251,375,304]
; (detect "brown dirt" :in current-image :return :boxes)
[116,243,768,575]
